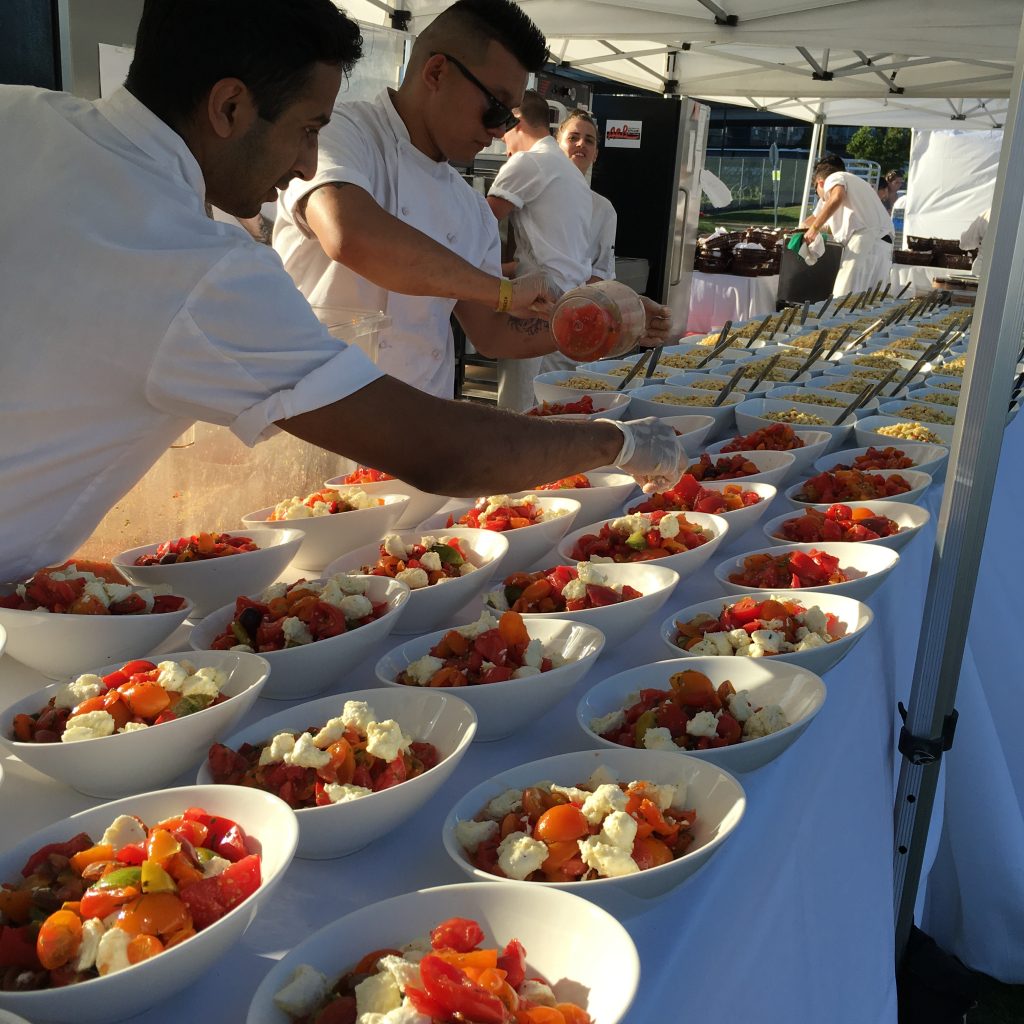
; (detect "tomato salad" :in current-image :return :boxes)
[0,566,185,616]
[526,395,597,416]
[828,446,915,471]
[532,474,592,491]
[360,535,477,591]
[0,807,260,988]
[132,533,258,565]
[591,669,789,751]
[208,576,389,653]
[486,564,642,614]
[728,549,850,589]
[719,423,806,453]
[627,474,762,516]
[684,453,762,481]
[12,659,228,744]
[793,469,913,504]
[269,487,383,522]
[458,770,697,882]
[775,505,901,543]
[207,699,439,810]
[274,916,594,1024]
[568,511,713,563]
[447,495,567,532]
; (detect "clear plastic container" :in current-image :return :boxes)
[550,280,647,362]
[72,310,390,562]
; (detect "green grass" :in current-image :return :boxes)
[968,977,1024,1024]
[698,204,803,235]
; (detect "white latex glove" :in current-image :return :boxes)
[601,417,683,493]
[507,270,561,321]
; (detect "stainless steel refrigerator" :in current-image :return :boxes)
[592,94,710,330]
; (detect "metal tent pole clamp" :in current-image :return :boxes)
[892,21,1024,962]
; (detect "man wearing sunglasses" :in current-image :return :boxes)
[274,0,565,398]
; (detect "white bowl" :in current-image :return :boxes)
[484,561,679,647]
[245,882,639,1024]
[664,370,775,395]
[0,650,270,797]
[375,618,605,741]
[323,528,509,635]
[704,429,832,480]
[622,481,777,544]
[817,376,911,400]
[878,399,958,439]
[322,476,450,531]
[762,501,931,552]
[713,541,900,601]
[240,493,410,572]
[734,398,855,452]
[0,595,194,680]
[577,657,826,774]
[627,385,743,434]
[526,390,632,420]
[819,361,927,389]
[420,497,581,574]
[533,369,633,404]
[913,390,963,410]
[512,470,638,528]
[764,384,881,417]
[189,576,409,700]
[684,448,797,489]
[659,591,873,676]
[442,748,745,899]
[855,414,953,449]
[197,688,476,859]
[813,442,949,480]
[0,785,297,1024]
[557,511,729,580]
[576,358,680,383]
[783,468,933,511]
[113,529,304,619]
[655,414,717,457]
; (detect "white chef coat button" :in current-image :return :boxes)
[401,206,410,216]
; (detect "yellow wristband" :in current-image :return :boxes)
[496,278,514,313]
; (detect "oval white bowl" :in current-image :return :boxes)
[420,497,581,575]
[241,493,410,572]
[664,370,774,395]
[576,358,679,383]
[657,414,717,457]
[443,748,745,900]
[683,447,797,488]
[482,561,679,648]
[704,429,831,480]
[0,650,270,797]
[245,882,639,1024]
[878,399,958,438]
[323,528,509,635]
[0,595,193,680]
[113,528,305,619]
[577,656,826,774]
[557,510,729,580]
[733,398,855,452]
[525,390,632,420]
[782,468,933,511]
[189,575,409,700]
[533,370,634,404]
[854,414,953,449]
[512,470,639,528]
[713,541,900,601]
[762,501,931,552]
[621,481,777,544]
[0,784,297,1024]
[628,384,743,434]
[321,476,451,531]
[197,687,476,859]
[763,383,881,417]
[812,442,949,480]
[659,590,873,675]
[375,618,605,741]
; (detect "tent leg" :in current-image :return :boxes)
[893,17,1024,961]
[798,117,824,222]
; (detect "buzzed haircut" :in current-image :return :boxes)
[414,0,548,72]
[558,108,598,137]
[126,0,362,129]
[814,155,846,180]
[517,89,551,131]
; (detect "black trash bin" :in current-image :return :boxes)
[777,239,843,305]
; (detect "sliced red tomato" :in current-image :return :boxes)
[418,953,506,1024]
[497,938,526,989]
[430,917,485,952]
[180,854,260,929]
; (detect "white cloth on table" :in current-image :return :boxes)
[491,135,592,411]
[687,272,780,335]
[275,89,501,398]
[589,190,618,281]
[0,85,382,583]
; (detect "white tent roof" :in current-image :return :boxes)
[341,0,1017,129]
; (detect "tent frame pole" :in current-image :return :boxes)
[893,19,1024,961]
[798,116,825,222]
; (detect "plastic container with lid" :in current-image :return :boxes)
[550,280,647,362]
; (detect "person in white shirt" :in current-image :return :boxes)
[275,0,568,398]
[557,108,617,282]
[960,209,990,276]
[0,0,683,583]
[802,157,894,297]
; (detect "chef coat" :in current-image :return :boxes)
[275,90,502,398]
[0,86,382,582]
[488,135,592,291]
[815,172,893,245]
[589,191,618,281]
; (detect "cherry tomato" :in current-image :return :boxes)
[534,804,589,844]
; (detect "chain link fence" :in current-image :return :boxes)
[701,155,808,212]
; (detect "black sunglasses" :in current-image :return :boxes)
[432,52,520,132]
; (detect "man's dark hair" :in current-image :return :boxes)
[417,0,548,73]
[126,0,363,128]
[517,89,551,131]
[813,155,846,179]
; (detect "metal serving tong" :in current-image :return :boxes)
[744,313,773,349]
[643,346,664,383]
[789,330,828,381]
[833,381,878,426]
[747,352,783,392]
[813,296,833,320]
[799,300,811,326]
[712,362,749,407]
[893,333,956,392]
[695,320,734,370]
[615,349,653,391]
[844,317,886,353]
[894,280,913,301]
[823,325,855,361]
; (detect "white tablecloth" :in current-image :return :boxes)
[688,272,779,334]
[890,264,945,296]
[2,473,953,1024]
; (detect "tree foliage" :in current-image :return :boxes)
[845,126,911,173]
